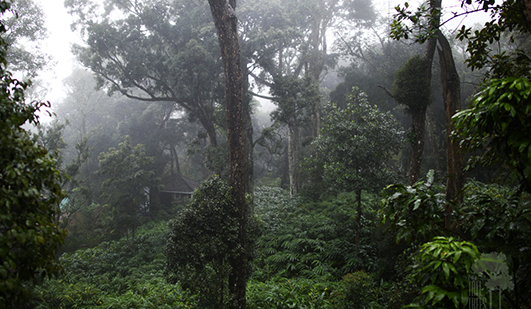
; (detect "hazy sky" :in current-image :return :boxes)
[37,0,81,104]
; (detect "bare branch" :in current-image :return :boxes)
[377,85,395,99]
[249,90,274,101]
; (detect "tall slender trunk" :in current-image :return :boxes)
[287,123,300,197]
[170,144,181,175]
[356,189,362,252]
[243,63,254,198]
[204,120,218,147]
[437,30,464,230]
[408,106,427,184]
[207,1,247,308]
[426,115,442,175]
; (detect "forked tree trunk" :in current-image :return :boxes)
[207,1,247,308]
[437,30,464,226]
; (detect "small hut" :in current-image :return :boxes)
[159,174,200,205]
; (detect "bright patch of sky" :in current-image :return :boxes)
[37,0,82,105]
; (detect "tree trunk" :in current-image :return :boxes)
[170,143,181,175]
[243,63,254,198]
[207,1,247,308]
[408,106,427,184]
[356,189,362,248]
[426,115,443,175]
[203,119,218,147]
[287,123,300,197]
[437,30,464,224]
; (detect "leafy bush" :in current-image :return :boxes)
[247,277,337,309]
[380,170,447,244]
[30,221,194,308]
[406,237,481,308]
[253,188,401,281]
[165,176,239,308]
[460,181,531,307]
[330,271,382,309]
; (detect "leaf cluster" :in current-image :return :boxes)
[389,0,531,79]
[270,75,321,127]
[407,237,481,308]
[32,221,194,308]
[453,77,531,192]
[97,136,156,238]
[380,170,448,245]
[455,0,531,79]
[391,55,431,113]
[254,188,399,281]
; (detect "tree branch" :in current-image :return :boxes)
[377,85,395,100]
[249,90,274,101]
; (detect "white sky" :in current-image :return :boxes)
[37,0,82,105]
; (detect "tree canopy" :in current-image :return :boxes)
[305,88,403,195]
[67,0,224,147]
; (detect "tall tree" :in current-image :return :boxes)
[305,88,403,240]
[66,0,224,147]
[391,54,432,183]
[270,75,320,196]
[390,0,442,185]
[206,0,247,307]
[239,0,375,194]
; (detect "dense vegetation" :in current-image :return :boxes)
[1,0,530,308]
[29,187,414,309]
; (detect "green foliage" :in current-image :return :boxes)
[304,88,404,195]
[165,176,238,308]
[455,0,531,79]
[2,0,50,77]
[460,181,531,306]
[247,277,337,309]
[247,271,413,309]
[407,237,481,309]
[453,77,531,192]
[380,170,447,244]
[270,75,321,127]
[332,271,382,309]
[461,182,531,254]
[392,55,431,113]
[68,0,223,146]
[97,135,155,247]
[390,0,531,79]
[31,221,194,308]
[254,188,400,281]
[0,1,67,306]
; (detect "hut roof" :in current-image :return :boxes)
[160,174,200,193]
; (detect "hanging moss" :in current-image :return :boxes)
[392,55,431,113]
